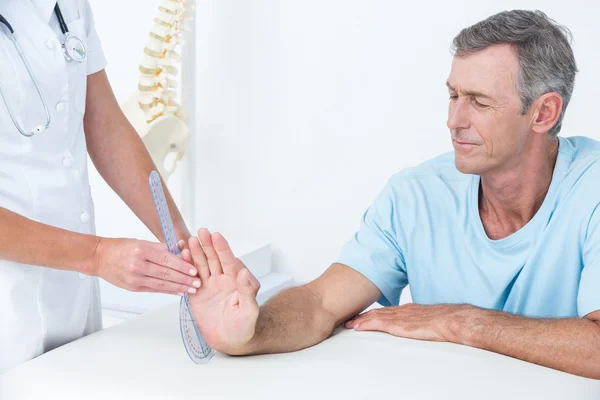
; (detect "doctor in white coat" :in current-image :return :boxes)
[0,0,200,374]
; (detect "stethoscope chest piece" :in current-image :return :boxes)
[63,33,87,63]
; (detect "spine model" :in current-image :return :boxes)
[138,0,188,122]
[122,0,194,181]
[138,0,188,123]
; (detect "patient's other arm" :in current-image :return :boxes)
[185,228,380,355]
[346,304,600,379]
[454,307,600,379]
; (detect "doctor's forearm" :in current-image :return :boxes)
[0,207,99,274]
[87,119,188,240]
[447,306,600,379]
[84,70,190,242]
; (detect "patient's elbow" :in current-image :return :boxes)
[313,308,337,342]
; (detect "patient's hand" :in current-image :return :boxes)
[183,228,261,354]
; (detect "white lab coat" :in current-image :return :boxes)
[0,0,107,374]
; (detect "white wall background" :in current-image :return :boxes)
[189,0,600,285]
[89,1,600,291]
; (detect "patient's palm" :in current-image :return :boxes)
[188,268,259,352]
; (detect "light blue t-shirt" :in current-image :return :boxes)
[336,136,600,318]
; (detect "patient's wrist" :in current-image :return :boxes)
[219,331,261,356]
[440,304,481,346]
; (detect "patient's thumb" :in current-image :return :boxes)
[237,268,254,294]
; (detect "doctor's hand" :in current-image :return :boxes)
[183,229,261,354]
[92,238,201,296]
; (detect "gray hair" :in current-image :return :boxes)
[451,10,578,137]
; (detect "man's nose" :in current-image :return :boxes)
[447,99,470,131]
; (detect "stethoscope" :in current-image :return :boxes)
[0,4,87,137]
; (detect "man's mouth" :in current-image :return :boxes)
[452,139,478,150]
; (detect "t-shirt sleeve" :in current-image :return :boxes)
[579,203,600,317]
[335,182,408,307]
[83,0,107,75]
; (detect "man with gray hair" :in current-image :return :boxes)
[182,10,600,378]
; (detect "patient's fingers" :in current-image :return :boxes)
[178,240,188,252]
[189,236,210,280]
[212,232,242,277]
[181,248,193,264]
[198,228,223,276]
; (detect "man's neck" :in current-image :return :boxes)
[478,137,559,240]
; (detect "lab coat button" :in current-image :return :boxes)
[80,212,90,223]
[62,157,73,168]
[56,102,66,113]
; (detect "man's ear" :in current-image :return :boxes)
[529,92,563,134]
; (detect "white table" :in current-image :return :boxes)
[2,304,599,400]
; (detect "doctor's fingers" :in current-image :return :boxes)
[197,228,223,276]
[143,262,201,293]
[144,244,198,277]
[137,277,197,296]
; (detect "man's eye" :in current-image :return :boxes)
[473,98,489,108]
[449,95,458,101]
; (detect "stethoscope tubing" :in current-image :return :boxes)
[0,4,84,137]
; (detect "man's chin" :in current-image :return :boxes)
[454,154,480,175]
